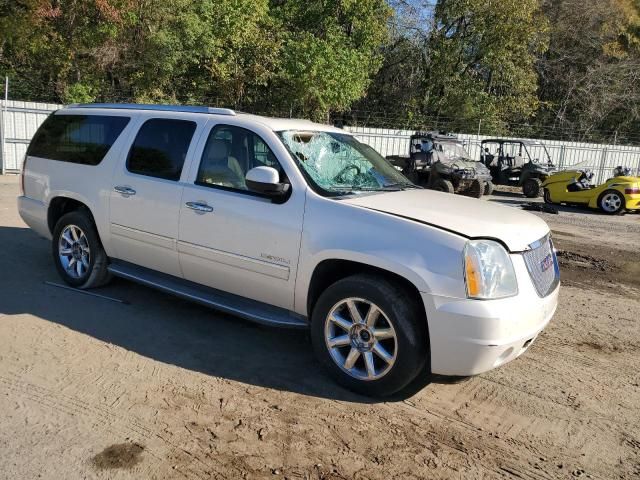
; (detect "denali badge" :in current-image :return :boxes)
[260,253,290,265]
[540,253,553,272]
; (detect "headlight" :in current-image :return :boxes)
[463,240,518,299]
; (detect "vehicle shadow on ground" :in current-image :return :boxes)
[0,226,437,403]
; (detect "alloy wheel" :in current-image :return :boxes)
[324,297,398,381]
[58,224,91,279]
[601,192,622,212]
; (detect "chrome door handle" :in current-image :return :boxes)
[186,202,213,213]
[114,185,136,196]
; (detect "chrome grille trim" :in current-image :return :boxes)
[522,234,560,297]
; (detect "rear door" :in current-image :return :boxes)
[109,115,204,276]
[177,122,305,310]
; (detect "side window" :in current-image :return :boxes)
[127,119,196,181]
[27,114,130,165]
[196,124,284,192]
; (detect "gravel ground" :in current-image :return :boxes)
[0,176,638,479]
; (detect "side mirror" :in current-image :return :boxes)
[245,166,289,196]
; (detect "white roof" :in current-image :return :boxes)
[59,104,344,133]
[235,113,342,133]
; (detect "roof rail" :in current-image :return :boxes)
[68,103,236,116]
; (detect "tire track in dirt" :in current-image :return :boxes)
[378,395,566,480]
[399,365,634,480]
[0,372,232,479]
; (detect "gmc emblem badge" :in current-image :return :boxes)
[540,253,553,272]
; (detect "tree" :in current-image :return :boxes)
[537,0,640,141]
[423,0,549,133]
[353,0,549,133]
[349,1,432,123]
[270,0,391,119]
[0,0,391,119]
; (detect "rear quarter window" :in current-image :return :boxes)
[27,114,130,166]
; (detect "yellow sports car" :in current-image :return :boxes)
[542,166,640,214]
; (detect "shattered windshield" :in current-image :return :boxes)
[278,130,416,194]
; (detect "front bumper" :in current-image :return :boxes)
[423,255,559,376]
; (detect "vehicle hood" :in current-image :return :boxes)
[343,189,550,252]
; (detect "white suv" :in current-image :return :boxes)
[18,104,560,396]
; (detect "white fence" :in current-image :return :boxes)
[1,101,640,183]
[0,101,61,173]
[345,127,640,184]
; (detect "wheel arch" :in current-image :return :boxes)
[305,259,428,333]
[47,196,96,234]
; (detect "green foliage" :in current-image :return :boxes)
[1,0,639,140]
[63,83,97,104]
[424,0,549,132]
[280,31,376,120]
[536,0,640,140]
[271,0,390,119]
[0,0,389,119]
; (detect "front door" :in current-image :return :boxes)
[110,116,201,276]
[178,123,305,310]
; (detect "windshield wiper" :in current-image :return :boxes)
[327,182,420,194]
[382,182,422,190]
[349,186,402,192]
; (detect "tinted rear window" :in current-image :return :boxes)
[126,119,197,181]
[27,114,130,165]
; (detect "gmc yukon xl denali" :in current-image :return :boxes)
[18,104,560,396]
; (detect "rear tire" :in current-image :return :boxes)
[543,188,553,204]
[432,178,454,193]
[52,210,111,289]
[310,274,428,397]
[483,180,494,196]
[523,178,542,198]
[598,190,625,215]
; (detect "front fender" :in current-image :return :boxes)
[294,192,468,315]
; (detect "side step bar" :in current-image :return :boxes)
[107,260,308,329]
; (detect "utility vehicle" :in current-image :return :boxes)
[388,132,493,197]
[480,139,556,198]
[19,104,559,396]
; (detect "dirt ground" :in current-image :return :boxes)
[0,175,638,480]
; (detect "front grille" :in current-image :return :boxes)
[522,235,560,297]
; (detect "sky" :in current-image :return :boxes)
[388,0,437,36]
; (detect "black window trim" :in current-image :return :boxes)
[193,123,292,203]
[125,117,198,182]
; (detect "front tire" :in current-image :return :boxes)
[598,190,625,215]
[310,274,428,397]
[52,210,111,289]
[432,178,454,193]
[523,178,542,198]
[543,188,553,204]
